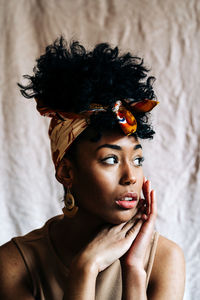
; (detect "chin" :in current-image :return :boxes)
[104,210,136,225]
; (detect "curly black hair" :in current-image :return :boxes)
[18,37,157,139]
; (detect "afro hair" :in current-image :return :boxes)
[18,37,157,139]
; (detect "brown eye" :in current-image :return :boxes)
[133,157,144,167]
[102,156,118,165]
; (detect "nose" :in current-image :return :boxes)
[119,162,136,185]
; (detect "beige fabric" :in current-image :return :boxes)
[1,1,199,299]
[146,231,159,286]
[12,215,159,300]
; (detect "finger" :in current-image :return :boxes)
[125,219,143,239]
[119,190,155,234]
[148,190,157,221]
[112,220,129,232]
[140,197,148,218]
[143,180,151,215]
[141,213,148,221]
[136,190,157,233]
[133,201,147,218]
[126,222,155,260]
[126,190,157,257]
[142,178,146,199]
[140,191,157,234]
[153,190,157,215]
[136,195,156,236]
[137,197,148,216]
[137,198,146,208]
[136,198,143,209]
[121,213,143,232]
[142,178,148,202]
[147,181,151,215]
[116,208,144,233]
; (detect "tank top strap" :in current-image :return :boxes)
[146,231,159,287]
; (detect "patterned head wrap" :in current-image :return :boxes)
[35,98,158,171]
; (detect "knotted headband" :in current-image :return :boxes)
[35,98,158,170]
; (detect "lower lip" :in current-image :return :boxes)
[116,200,137,209]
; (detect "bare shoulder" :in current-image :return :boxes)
[148,235,185,300]
[154,234,185,268]
[0,241,34,299]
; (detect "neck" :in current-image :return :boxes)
[67,209,105,247]
[50,209,105,261]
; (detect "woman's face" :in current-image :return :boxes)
[70,130,144,224]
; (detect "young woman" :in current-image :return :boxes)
[0,38,185,300]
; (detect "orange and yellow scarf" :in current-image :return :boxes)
[35,98,158,170]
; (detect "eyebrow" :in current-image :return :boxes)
[96,143,142,151]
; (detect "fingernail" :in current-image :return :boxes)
[149,180,151,190]
[144,176,147,182]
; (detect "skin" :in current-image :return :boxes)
[68,130,144,225]
[0,130,185,300]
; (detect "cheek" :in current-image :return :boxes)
[72,164,117,200]
[136,168,144,191]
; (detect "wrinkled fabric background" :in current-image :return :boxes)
[0,0,199,299]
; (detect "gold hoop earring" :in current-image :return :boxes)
[62,187,78,218]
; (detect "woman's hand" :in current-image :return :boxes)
[120,178,157,272]
[66,218,144,300]
[69,178,156,280]
[70,178,156,276]
[119,178,157,300]
[70,212,144,275]
[66,178,156,300]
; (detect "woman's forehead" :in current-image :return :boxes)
[98,131,138,145]
[78,130,141,153]
[96,134,141,152]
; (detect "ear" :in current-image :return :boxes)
[56,158,74,188]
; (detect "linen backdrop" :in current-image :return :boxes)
[0,0,199,299]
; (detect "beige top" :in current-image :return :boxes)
[12,215,159,300]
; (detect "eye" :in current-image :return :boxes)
[133,156,144,167]
[101,156,118,165]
